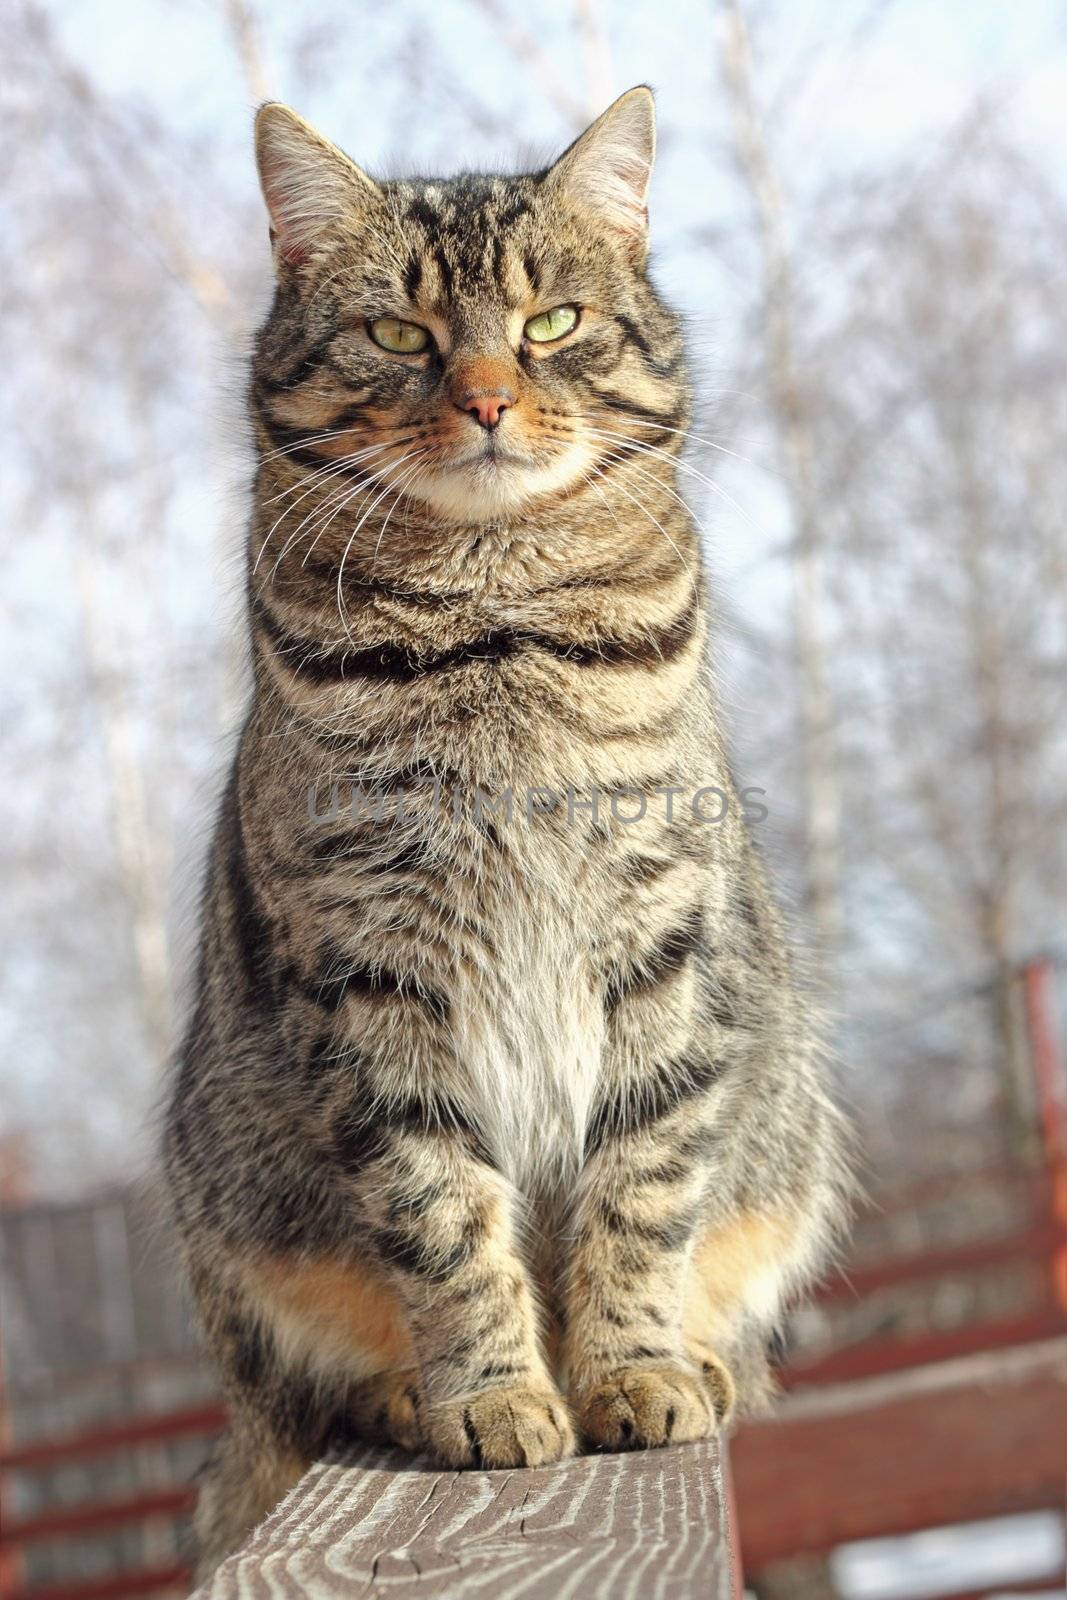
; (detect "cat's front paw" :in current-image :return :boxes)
[575,1360,730,1451]
[425,1382,575,1469]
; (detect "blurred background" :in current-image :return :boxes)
[1,2,1064,1597]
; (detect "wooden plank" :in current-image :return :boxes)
[734,1337,1067,1569]
[1,1487,195,1547]
[782,1307,1067,1386]
[7,1562,189,1600]
[1,1402,226,1471]
[195,1439,736,1599]
[812,1221,1063,1302]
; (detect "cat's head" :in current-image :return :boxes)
[252,89,686,523]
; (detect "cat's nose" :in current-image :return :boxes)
[460,390,515,430]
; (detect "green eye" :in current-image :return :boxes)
[523,305,579,344]
[369,317,430,354]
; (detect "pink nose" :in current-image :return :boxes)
[462,391,514,430]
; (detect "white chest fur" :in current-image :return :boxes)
[455,842,606,1192]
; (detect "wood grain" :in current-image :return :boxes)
[194,1439,736,1599]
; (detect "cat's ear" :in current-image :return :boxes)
[545,86,655,258]
[254,103,381,269]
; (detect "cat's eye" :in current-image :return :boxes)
[368,317,430,354]
[523,305,579,344]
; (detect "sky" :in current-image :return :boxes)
[52,1,1067,158]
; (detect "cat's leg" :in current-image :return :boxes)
[564,1034,841,1448]
[192,1409,308,1583]
[355,1131,574,1468]
[563,1141,816,1445]
[561,1064,730,1451]
[559,897,735,1449]
[563,838,845,1448]
[564,1043,839,1449]
[237,1124,574,1470]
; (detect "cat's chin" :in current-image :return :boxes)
[406,451,587,523]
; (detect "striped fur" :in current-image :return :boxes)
[163,89,847,1581]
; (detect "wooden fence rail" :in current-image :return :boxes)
[2,1564,191,1600]
[734,1337,1067,1566]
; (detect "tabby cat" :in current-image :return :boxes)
[163,87,846,1579]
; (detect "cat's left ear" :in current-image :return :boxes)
[545,86,655,260]
[254,103,382,270]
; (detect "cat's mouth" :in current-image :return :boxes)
[446,441,532,471]
[405,429,588,519]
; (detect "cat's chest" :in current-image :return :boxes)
[440,809,688,1186]
[295,766,700,1186]
[453,847,605,1187]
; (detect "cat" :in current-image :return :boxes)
[163,86,847,1579]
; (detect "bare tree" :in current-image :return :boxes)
[716,0,842,972]
[822,132,1067,1161]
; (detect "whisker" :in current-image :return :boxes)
[589,441,710,536]
[257,426,374,467]
[370,457,437,566]
[587,460,693,578]
[253,441,406,577]
[583,427,766,536]
[333,450,435,643]
[588,439,764,561]
[269,477,371,581]
[268,441,428,575]
[261,436,409,506]
[589,408,766,471]
[294,448,433,580]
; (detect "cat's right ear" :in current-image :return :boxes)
[254,104,381,270]
[545,86,656,261]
